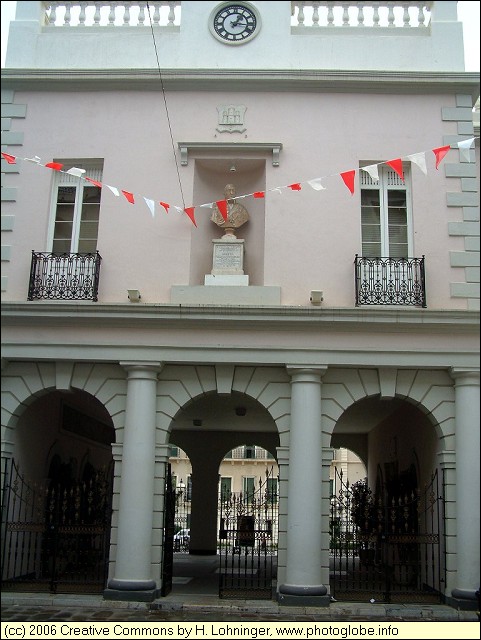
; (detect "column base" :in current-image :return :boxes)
[104,588,159,603]
[278,583,330,607]
[448,588,480,611]
[104,578,158,602]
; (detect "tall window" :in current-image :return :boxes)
[49,162,103,254]
[360,164,412,258]
[243,477,255,503]
[267,477,278,504]
[220,477,232,500]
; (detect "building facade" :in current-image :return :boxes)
[1,1,479,608]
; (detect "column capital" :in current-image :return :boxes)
[438,450,456,469]
[449,368,480,386]
[111,442,124,461]
[286,365,328,381]
[155,444,172,464]
[1,440,15,459]
[276,446,290,464]
[120,362,163,380]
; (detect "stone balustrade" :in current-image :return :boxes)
[42,2,431,29]
[43,1,180,27]
[290,1,432,28]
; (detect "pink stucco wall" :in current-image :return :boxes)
[1,88,467,308]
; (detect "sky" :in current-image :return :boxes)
[1,1,480,70]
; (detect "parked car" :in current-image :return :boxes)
[173,529,190,551]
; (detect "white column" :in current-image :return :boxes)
[450,368,480,604]
[107,363,161,598]
[279,366,328,604]
[451,368,480,600]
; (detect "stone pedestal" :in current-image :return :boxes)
[205,237,249,286]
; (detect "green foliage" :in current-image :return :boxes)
[350,478,377,535]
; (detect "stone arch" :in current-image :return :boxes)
[321,367,455,448]
[156,364,291,446]
[155,364,286,561]
[1,361,127,456]
[1,361,122,594]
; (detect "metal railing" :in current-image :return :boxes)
[355,255,426,307]
[28,251,102,301]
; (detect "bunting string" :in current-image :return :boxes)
[1,137,477,227]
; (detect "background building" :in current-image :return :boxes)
[1,1,479,608]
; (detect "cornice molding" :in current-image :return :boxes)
[1,69,479,98]
[1,302,479,333]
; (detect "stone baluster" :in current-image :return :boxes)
[93,1,102,24]
[78,2,87,26]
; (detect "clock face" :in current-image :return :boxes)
[211,3,260,44]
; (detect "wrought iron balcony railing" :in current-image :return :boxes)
[355,255,426,307]
[28,251,102,301]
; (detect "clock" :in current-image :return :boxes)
[210,3,261,45]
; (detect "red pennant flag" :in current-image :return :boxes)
[215,199,228,222]
[85,177,103,188]
[288,183,302,191]
[432,145,450,170]
[184,207,197,227]
[159,201,170,213]
[1,152,16,164]
[340,170,356,195]
[253,192,265,198]
[45,162,63,171]
[121,190,135,204]
[386,159,404,182]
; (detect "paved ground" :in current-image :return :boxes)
[2,594,478,622]
[2,556,478,623]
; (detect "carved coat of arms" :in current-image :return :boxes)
[216,105,247,133]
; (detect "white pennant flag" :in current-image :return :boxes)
[66,167,86,177]
[174,206,184,214]
[406,152,427,175]
[25,156,41,164]
[106,185,120,197]
[457,138,475,162]
[143,197,156,217]
[199,203,214,208]
[360,164,380,181]
[307,178,326,191]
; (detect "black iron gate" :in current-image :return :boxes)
[161,464,175,596]
[218,469,278,599]
[1,458,112,594]
[330,469,445,603]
